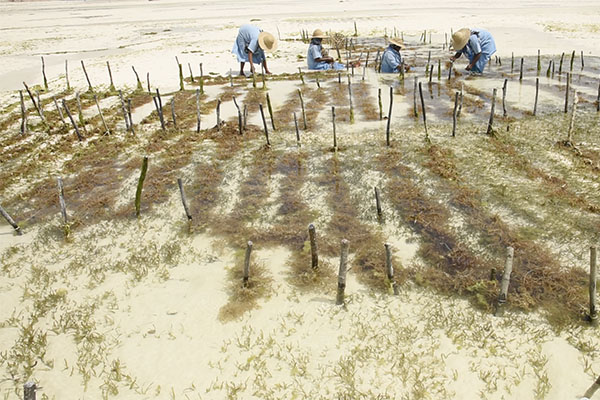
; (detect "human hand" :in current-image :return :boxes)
[450,56,456,62]
[466,64,472,71]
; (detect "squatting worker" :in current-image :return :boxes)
[232,24,277,76]
[307,29,345,70]
[450,28,496,74]
[380,37,410,73]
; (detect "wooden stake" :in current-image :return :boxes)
[298,67,305,84]
[546,60,552,78]
[199,63,204,94]
[177,178,192,222]
[196,89,201,133]
[94,95,110,135]
[581,50,585,71]
[261,64,266,89]
[537,49,541,75]
[243,240,253,287]
[418,82,428,140]
[486,88,497,135]
[413,77,418,117]
[385,243,398,295]
[243,104,248,130]
[583,375,600,399]
[374,186,382,218]
[171,98,177,129]
[336,239,349,305]
[495,246,514,316]
[52,95,64,126]
[559,52,564,75]
[309,223,318,269]
[437,59,441,80]
[127,99,134,135]
[36,91,44,121]
[298,89,307,129]
[135,156,149,218]
[57,177,68,226]
[216,99,221,131]
[147,72,151,94]
[155,89,166,130]
[119,90,131,132]
[597,77,600,113]
[331,106,337,150]
[131,66,143,91]
[266,92,276,131]
[23,82,45,123]
[178,62,184,91]
[502,79,508,117]
[452,91,459,137]
[107,61,115,91]
[62,99,83,141]
[293,112,301,147]
[590,246,598,324]
[232,96,243,135]
[19,90,27,135]
[41,56,48,90]
[75,92,85,132]
[519,57,524,82]
[259,104,270,146]
[65,60,70,91]
[189,63,195,83]
[511,52,514,73]
[0,204,22,235]
[386,86,393,146]
[378,87,382,121]
[23,381,36,400]
[348,75,354,124]
[458,82,464,117]
[569,50,575,72]
[567,92,578,143]
[533,77,539,116]
[564,72,570,114]
[81,60,93,92]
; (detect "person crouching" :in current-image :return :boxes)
[307,29,345,71]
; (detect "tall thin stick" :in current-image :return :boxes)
[298,89,307,129]
[502,78,508,117]
[177,178,192,221]
[266,93,276,131]
[374,187,382,219]
[189,63,195,83]
[386,86,393,146]
[52,95,65,125]
[486,88,497,135]
[564,72,570,114]
[232,96,243,135]
[259,104,270,146]
[590,246,598,324]
[581,50,585,70]
[378,88,383,120]
[293,112,300,147]
[127,99,134,135]
[199,63,204,94]
[62,99,83,141]
[19,90,27,135]
[332,106,337,149]
[41,56,48,90]
[348,75,354,124]
[23,82,45,123]
[452,91,459,137]
[0,205,22,235]
[65,60,70,91]
[81,60,93,92]
[457,82,464,117]
[171,98,177,129]
[385,243,398,295]
[533,78,539,116]
[75,92,86,132]
[537,49,541,75]
[216,99,221,131]
[119,90,131,132]
[309,224,318,269]
[519,57,524,82]
[94,95,110,135]
[135,156,149,218]
[155,89,166,130]
[495,246,514,316]
[107,61,115,91]
[559,52,564,75]
[418,82,428,140]
[243,241,253,287]
[146,72,151,94]
[413,77,418,117]
[569,50,575,72]
[196,89,201,133]
[336,239,349,305]
[178,62,184,91]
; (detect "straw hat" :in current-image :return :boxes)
[388,37,404,48]
[258,32,278,53]
[451,28,471,50]
[311,29,329,39]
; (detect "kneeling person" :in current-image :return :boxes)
[307,29,345,71]
[381,38,409,73]
[450,28,496,74]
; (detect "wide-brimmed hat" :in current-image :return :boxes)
[258,32,278,53]
[311,29,329,39]
[451,28,470,50]
[388,37,404,48]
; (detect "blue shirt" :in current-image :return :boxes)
[459,28,496,61]
[381,45,403,73]
[307,40,324,70]
[232,24,265,64]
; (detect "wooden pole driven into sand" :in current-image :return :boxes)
[130,66,143,91]
[298,67,305,85]
[569,50,575,72]
[298,89,307,129]
[559,52,564,75]
[584,375,600,399]
[80,60,93,92]
[511,52,514,74]
[315,77,320,89]
[564,72,571,114]
[196,89,202,133]
[413,77,418,118]
[259,104,271,147]
[57,177,68,226]
[41,56,48,90]
[486,88,497,135]
[452,91,459,137]
[243,104,248,130]
[266,93,276,131]
[171,98,177,129]
[502,79,508,117]
[293,112,301,146]
[308,223,318,269]
[374,186,382,219]
[243,240,253,287]
[261,64,267,89]
[178,62,185,91]
[23,381,36,400]
[216,99,221,131]
[348,75,354,124]
[457,82,464,117]
[94,95,110,135]
[537,49,541,75]
[62,99,83,141]
[567,92,578,143]
[127,99,134,135]
[23,82,45,123]
[232,96,243,135]
[51,95,64,126]
[581,50,585,70]
[418,82,428,140]
[0,205,22,235]
[199,63,204,94]
[384,243,398,295]
[155,89,166,130]
[495,246,514,316]
[177,178,192,222]
[589,246,598,325]
[519,58,524,82]
[597,78,600,112]
[135,156,149,218]
[437,59,441,80]
[106,61,115,91]
[386,86,393,146]
[551,60,555,78]
[189,63,195,83]
[19,90,27,135]
[330,106,337,150]
[378,88,383,121]
[448,61,453,80]
[65,60,70,91]
[36,91,45,122]
[119,90,131,132]
[147,72,151,94]
[336,239,349,305]
[546,60,552,78]
[75,92,86,132]
[532,77,540,116]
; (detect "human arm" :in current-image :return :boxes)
[262,58,271,74]
[465,52,482,71]
[450,51,462,62]
[248,51,255,74]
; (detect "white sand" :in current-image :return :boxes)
[2,1,600,399]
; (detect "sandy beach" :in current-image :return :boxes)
[1,0,600,399]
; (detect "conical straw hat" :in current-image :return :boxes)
[258,32,278,53]
[388,37,404,48]
[311,29,329,39]
[451,28,470,50]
